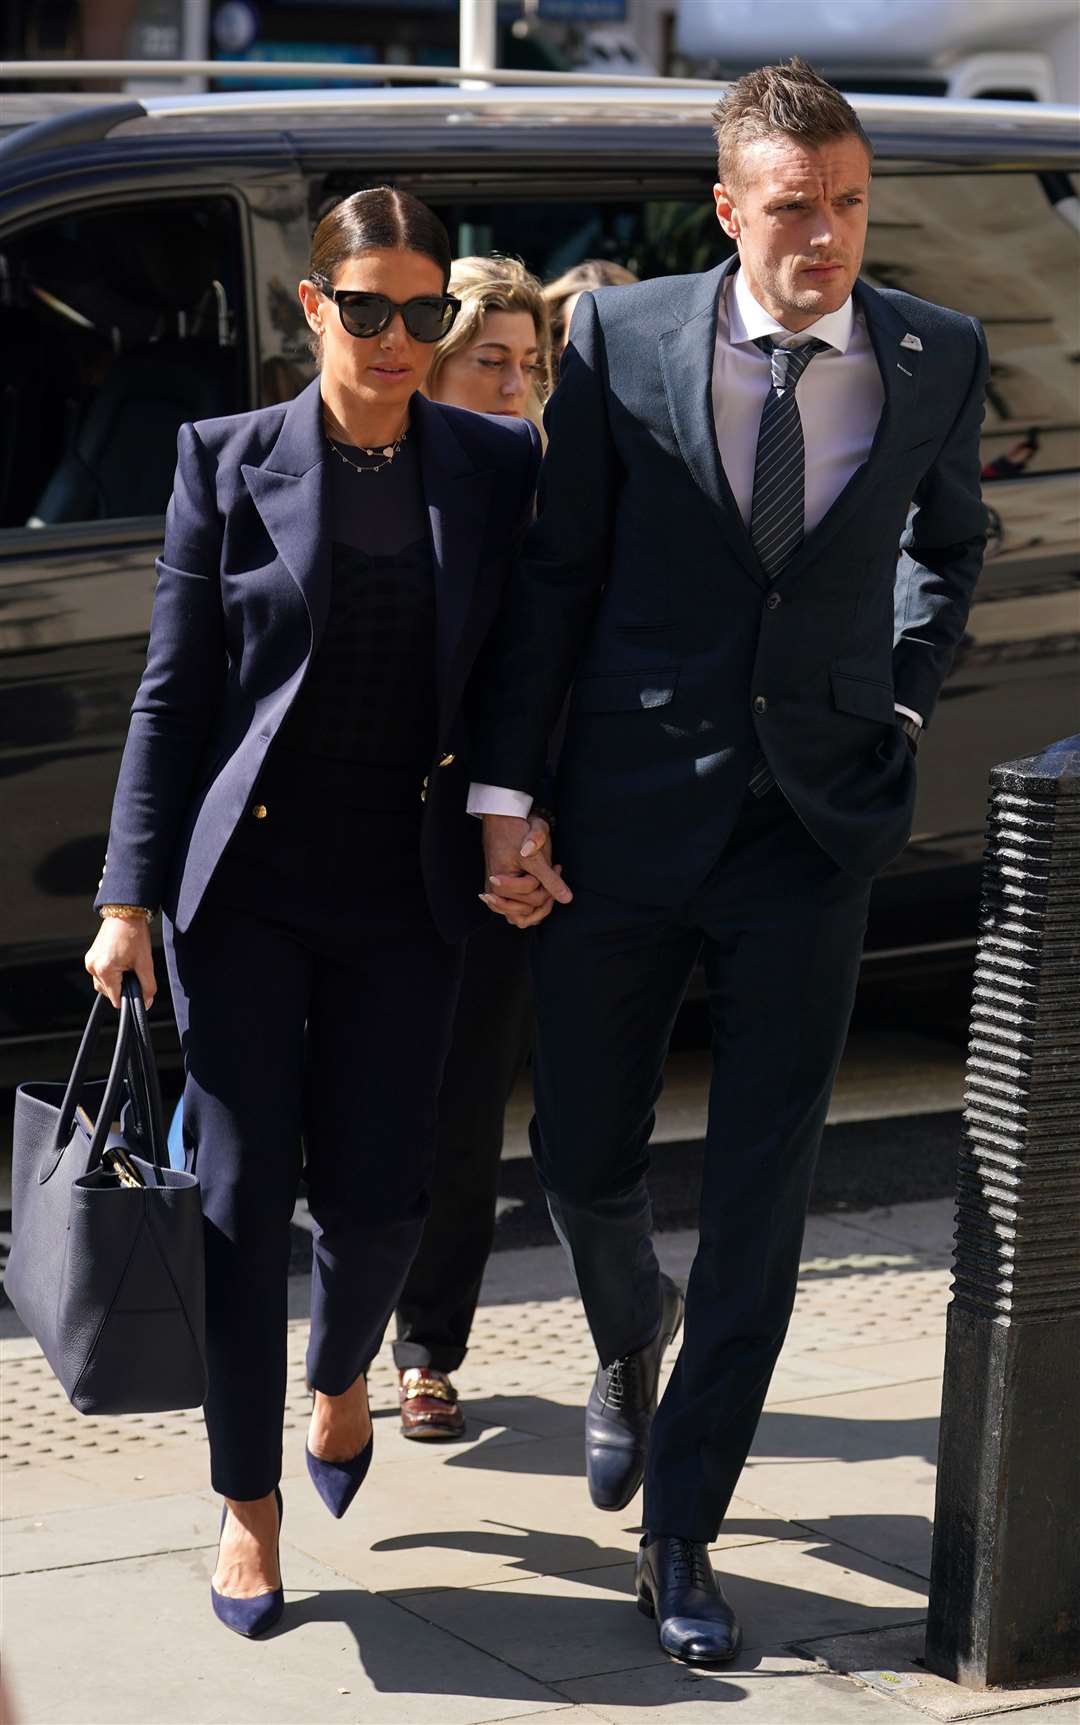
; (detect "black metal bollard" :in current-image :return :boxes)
[925,735,1080,1688]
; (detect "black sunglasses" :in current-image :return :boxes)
[310,275,461,343]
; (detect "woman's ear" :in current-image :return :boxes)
[298,279,324,336]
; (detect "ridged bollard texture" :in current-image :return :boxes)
[925,735,1080,1688]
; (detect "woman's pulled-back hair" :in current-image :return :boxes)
[309,186,453,291]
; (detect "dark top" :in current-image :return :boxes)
[274,433,436,780]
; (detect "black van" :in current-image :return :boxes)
[0,84,1077,1075]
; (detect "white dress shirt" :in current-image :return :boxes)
[470,268,918,821]
[715,267,882,534]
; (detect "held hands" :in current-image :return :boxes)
[480,813,573,930]
[85,918,157,1010]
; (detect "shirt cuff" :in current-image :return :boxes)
[894,704,923,728]
[467,783,534,819]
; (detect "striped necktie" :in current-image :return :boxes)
[747,334,829,796]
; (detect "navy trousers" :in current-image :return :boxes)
[163,753,463,1500]
[528,788,872,1543]
[393,915,533,1373]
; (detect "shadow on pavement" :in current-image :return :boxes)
[433,1404,940,1476]
[370,1518,638,1579]
[269,1549,923,1702]
[752,1408,939,1467]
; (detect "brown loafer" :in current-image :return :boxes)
[398,1368,466,1441]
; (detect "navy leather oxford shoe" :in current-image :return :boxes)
[636,1535,741,1664]
[585,1273,684,1512]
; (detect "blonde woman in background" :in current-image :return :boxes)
[543,258,638,362]
[391,255,554,1440]
[426,255,551,440]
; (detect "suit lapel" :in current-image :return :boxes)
[658,258,766,590]
[411,392,494,741]
[780,278,923,577]
[241,378,332,648]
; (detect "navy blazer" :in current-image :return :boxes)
[468,257,989,902]
[96,379,540,942]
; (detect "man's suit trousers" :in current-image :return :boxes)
[528,788,872,1542]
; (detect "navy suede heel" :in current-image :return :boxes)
[211,1486,284,1638]
[305,1432,374,1519]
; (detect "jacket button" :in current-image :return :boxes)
[765,592,781,611]
[438,752,455,768]
[252,804,268,820]
[421,775,429,804]
[753,695,768,714]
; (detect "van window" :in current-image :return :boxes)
[424,193,727,289]
[0,197,249,531]
[861,173,1079,479]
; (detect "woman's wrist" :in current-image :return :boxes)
[98,904,155,923]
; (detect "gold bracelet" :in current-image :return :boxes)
[98,904,154,923]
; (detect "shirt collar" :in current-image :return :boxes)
[728,265,854,354]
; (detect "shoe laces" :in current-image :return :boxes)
[604,1352,641,1410]
[668,1539,712,1590]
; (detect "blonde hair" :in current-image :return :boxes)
[543,259,638,348]
[425,256,553,426]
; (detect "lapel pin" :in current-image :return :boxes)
[900,333,923,351]
[897,363,914,377]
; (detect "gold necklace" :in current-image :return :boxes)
[325,420,409,476]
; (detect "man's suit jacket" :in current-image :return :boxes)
[468,255,988,903]
[96,378,540,941]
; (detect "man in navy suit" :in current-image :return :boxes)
[467,60,987,1662]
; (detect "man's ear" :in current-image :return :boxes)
[714,183,740,241]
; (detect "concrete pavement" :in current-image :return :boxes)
[2,1197,1078,1725]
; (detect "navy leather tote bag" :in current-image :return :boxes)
[5,973,206,1414]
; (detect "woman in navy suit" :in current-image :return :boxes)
[84,188,551,1637]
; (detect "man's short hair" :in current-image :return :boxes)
[712,58,872,188]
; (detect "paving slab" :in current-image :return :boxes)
[556,1652,902,1723]
[281,1432,794,1598]
[712,1536,927,1653]
[1,1489,217,1575]
[807,1336,946,1385]
[280,1434,645,1594]
[1,1459,125,1519]
[395,1560,667,1684]
[395,1534,927,1687]
[795,1624,1080,1721]
[742,1377,942,1579]
[764,1351,930,1405]
[833,1201,959,1262]
[3,1438,219,1505]
[2,1545,565,1725]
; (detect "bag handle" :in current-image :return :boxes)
[49,974,167,1179]
[49,983,136,1179]
[54,987,124,1152]
[122,975,168,1170]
